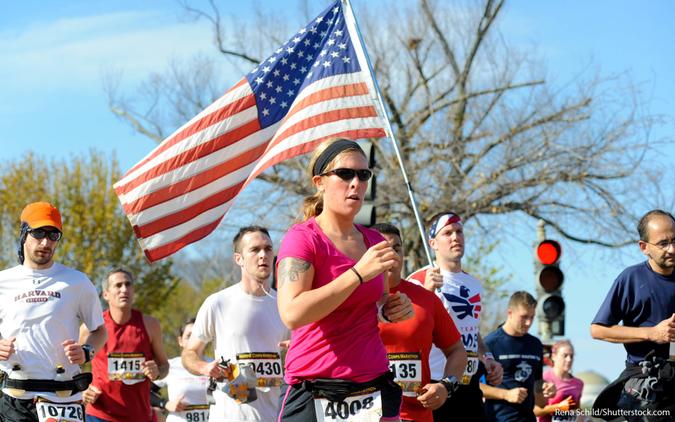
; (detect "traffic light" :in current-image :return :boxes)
[534,239,565,338]
[354,140,376,226]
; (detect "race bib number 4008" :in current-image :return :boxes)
[36,401,84,422]
[108,352,145,385]
[387,352,422,397]
[236,352,283,387]
[314,389,382,422]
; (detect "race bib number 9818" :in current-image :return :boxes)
[177,404,210,422]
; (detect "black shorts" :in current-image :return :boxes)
[277,372,402,421]
[432,383,486,422]
[0,394,39,422]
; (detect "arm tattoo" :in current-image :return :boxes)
[278,258,311,286]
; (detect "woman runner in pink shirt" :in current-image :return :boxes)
[276,138,413,422]
[535,340,584,422]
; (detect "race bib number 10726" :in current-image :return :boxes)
[36,401,84,422]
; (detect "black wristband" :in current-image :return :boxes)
[81,344,95,363]
[350,267,363,284]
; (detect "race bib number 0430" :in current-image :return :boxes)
[108,352,145,385]
[36,401,84,422]
[236,352,283,387]
[387,352,422,397]
[314,389,382,422]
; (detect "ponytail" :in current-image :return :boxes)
[301,191,324,221]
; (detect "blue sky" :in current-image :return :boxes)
[2,1,674,382]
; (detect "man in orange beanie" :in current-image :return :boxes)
[0,202,107,422]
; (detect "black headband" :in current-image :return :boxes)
[312,139,364,176]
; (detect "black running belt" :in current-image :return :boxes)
[3,372,92,393]
[304,371,394,402]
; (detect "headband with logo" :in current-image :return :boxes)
[428,213,462,238]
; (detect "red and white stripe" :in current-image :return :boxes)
[115,71,386,262]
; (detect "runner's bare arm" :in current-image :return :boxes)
[79,323,107,351]
[276,257,359,329]
[181,337,227,379]
[591,317,675,344]
[144,315,170,380]
[441,341,468,380]
[479,383,527,403]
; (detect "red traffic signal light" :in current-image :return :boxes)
[536,240,564,293]
[534,238,565,337]
[536,240,561,265]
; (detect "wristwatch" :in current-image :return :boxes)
[82,344,95,363]
[439,375,459,397]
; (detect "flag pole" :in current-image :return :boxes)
[342,0,434,266]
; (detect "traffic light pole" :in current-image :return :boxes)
[536,220,553,342]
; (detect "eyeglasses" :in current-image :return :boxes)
[320,168,373,182]
[644,239,675,250]
[28,228,62,242]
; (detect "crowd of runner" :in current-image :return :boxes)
[0,139,673,422]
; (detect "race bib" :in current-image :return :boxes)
[36,400,84,422]
[236,352,283,388]
[387,352,422,397]
[108,352,145,385]
[177,404,210,422]
[461,351,479,385]
[314,388,382,422]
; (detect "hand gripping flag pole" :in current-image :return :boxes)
[342,0,434,265]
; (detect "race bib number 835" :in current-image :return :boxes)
[387,352,422,397]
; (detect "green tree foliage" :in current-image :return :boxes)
[0,151,177,313]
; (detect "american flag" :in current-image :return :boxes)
[114,0,388,262]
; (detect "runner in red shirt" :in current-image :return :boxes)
[373,223,467,422]
[82,268,170,422]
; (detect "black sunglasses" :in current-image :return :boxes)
[320,168,373,182]
[28,228,62,242]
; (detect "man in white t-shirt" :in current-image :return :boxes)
[0,202,107,422]
[182,226,289,422]
[407,211,503,421]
